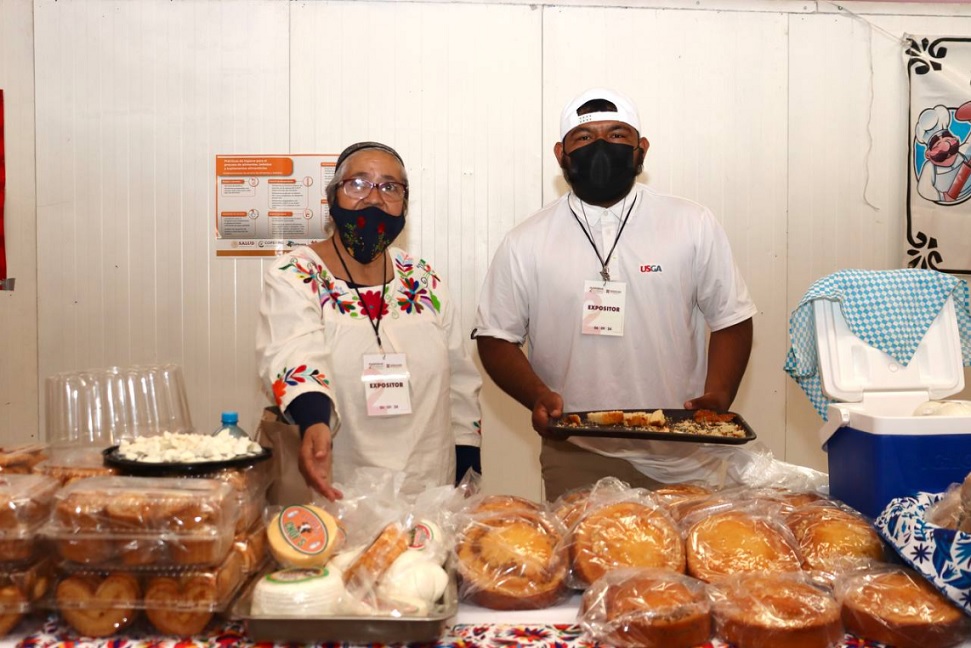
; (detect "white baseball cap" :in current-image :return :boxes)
[559,88,641,140]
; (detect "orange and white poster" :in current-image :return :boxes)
[214,154,338,258]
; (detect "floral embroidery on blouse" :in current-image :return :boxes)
[272,365,330,406]
[280,250,442,318]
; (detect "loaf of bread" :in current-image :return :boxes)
[785,504,884,576]
[579,568,711,648]
[710,571,843,648]
[838,568,969,648]
[685,509,803,582]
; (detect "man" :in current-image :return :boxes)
[473,88,756,500]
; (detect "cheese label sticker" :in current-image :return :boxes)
[266,567,328,584]
[278,505,331,555]
[410,521,437,550]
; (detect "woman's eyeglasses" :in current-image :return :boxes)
[340,178,408,202]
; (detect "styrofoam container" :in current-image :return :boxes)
[815,296,971,519]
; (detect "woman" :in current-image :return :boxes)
[256,142,482,500]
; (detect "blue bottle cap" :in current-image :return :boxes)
[221,411,239,425]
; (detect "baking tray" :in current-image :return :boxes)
[102,445,272,476]
[231,567,458,644]
[547,408,756,445]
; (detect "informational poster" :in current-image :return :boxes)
[214,154,338,258]
[905,36,971,273]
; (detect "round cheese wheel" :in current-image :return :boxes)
[267,504,342,568]
[251,565,345,616]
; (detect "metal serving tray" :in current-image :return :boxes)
[230,567,458,644]
[546,408,756,445]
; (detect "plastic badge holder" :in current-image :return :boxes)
[815,295,970,518]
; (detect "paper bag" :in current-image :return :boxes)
[255,406,313,506]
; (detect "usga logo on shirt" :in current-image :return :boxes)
[640,264,663,273]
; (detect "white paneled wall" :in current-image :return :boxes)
[4,0,970,498]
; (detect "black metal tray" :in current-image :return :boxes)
[231,564,457,644]
[102,445,272,476]
[547,408,756,445]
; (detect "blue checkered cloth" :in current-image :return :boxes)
[784,269,971,420]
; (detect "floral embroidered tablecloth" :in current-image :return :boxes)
[13,617,900,648]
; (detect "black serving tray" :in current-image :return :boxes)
[102,444,272,476]
[547,408,756,445]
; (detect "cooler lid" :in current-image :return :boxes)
[813,295,964,403]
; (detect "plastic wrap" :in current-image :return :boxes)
[579,567,711,648]
[568,488,684,587]
[709,571,843,648]
[835,566,970,648]
[0,444,48,475]
[784,502,884,580]
[684,503,804,583]
[453,493,568,610]
[31,446,117,486]
[550,477,630,530]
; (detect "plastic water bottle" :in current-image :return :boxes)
[213,411,249,439]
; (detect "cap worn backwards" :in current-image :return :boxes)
[559,88,641,140]
[335,141,405,170]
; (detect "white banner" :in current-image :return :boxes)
[906,36,971,273]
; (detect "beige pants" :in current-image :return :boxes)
[540,437,664,502]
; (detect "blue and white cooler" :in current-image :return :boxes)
[786,269,971,519]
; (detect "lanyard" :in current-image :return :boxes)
[569,194,637,282]
[332,237,389,352]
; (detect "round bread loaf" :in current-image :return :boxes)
[571,501,685,585]
[785,505,883,575]
[455,505,567,610]
[685,510,803,582]
[839,569,968,648]
[711,572,842,648]
[581,569,711,648]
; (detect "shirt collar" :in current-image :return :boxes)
[567,184,638,225]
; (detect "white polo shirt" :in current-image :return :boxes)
[474,183,757,472]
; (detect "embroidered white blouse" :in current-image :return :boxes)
[256,245,481,494]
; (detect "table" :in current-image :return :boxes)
[2,598,952,648]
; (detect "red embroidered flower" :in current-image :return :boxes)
[377,222,386,235]
[356,215,366,229]
[272,379,286,405]
[360,289,388,319]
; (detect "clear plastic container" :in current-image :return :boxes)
[50,549,246,637]
[42,476,239,569]
[0,444,49,475]
[0,558,52,637]
[0,474,60,565]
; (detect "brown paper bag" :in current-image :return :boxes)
[255,406,313,506]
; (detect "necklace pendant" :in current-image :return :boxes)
[600,268,611,282]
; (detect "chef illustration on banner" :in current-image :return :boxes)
[914,101,971,204]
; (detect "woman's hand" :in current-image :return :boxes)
[299,423,343,501]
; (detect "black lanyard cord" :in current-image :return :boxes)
[569,194,637,282]
[332,237,389,351]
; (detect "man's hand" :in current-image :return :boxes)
[533,389,566,438]
[684,391,732,411]
[299,423,343,501]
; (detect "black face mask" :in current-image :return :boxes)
[562,139,640,205]
[330,204,405,264]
